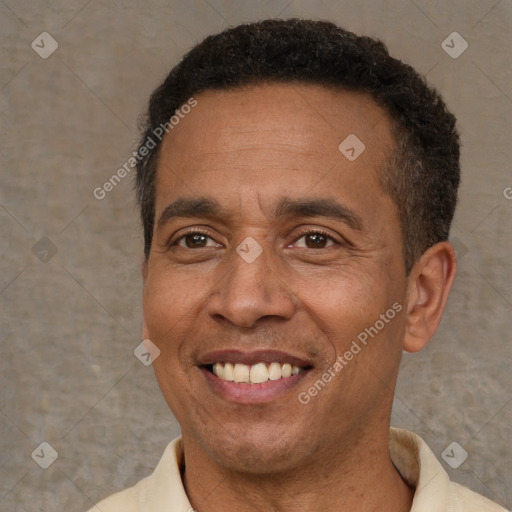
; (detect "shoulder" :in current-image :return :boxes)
[389,428,507,512]
[450,482,508,512]
[85,437,189,512]
[86,484,141,512]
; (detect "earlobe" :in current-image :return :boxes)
[402,241,457,353]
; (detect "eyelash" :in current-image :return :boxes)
[291,228,339,247]
[170,227,219,248]
[170,227,342,249]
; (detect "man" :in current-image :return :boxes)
[89,19,506,512]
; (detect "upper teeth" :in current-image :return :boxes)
[212,362,302,384]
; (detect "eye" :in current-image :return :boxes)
[294,232,336,249]
[175,232,219,249]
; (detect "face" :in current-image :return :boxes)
[142,84,409,474]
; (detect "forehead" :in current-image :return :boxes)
[155,83,396,217]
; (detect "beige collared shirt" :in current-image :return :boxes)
[88,428,506,511]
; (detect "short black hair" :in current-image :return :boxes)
[135,18,460,273]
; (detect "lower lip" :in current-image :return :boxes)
[200,367,310,404]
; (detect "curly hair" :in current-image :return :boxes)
[135,18,460,273]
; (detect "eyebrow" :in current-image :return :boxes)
[157,197,223,226]
[275,197,363,231]
[157,196,363,231]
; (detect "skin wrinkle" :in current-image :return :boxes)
[141,83,456,512]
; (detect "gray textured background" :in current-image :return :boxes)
[0,1,511,510]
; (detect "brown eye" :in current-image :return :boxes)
[177,233,214,248]
[296,232,335,249]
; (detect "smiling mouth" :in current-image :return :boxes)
[204,361,311,384]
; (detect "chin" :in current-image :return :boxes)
[196,422,310,475]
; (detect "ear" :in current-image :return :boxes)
[403,241,457,353]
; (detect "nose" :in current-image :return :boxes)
[206,245,296,329]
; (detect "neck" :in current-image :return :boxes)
[182,426,414,512]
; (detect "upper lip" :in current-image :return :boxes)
[197,349,313,368]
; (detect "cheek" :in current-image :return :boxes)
[302,273,405,413]
[298,264,387,316]
[142,269,204,359]
[293,264,402,356]
[145,265,201,319]
[142,272,198,414]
